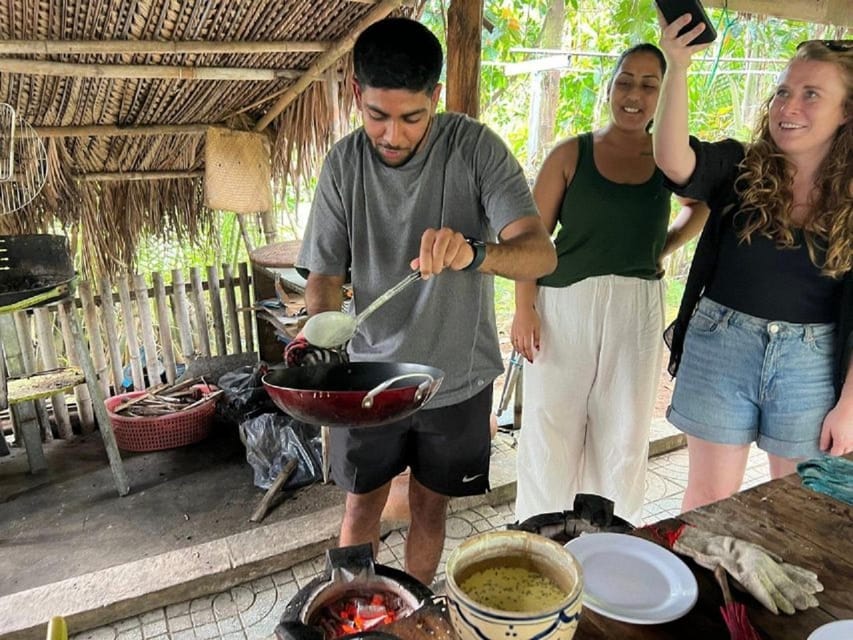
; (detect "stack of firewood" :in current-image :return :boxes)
[109,377,223,417]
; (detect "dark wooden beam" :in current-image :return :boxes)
[446,0,483,118]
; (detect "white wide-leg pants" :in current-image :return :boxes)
[514,275,665,524]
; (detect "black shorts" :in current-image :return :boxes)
[329,386,493,497]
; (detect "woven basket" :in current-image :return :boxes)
[105,385,218,452]
[204,127,273,214]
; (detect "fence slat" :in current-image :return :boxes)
[33,307,73,438]
[117,276,145,390]
[222,263,242,354]
[190,267,211,357]
[206,265,227,356]
[171,268,195,361]
[12,310,52,440]
[133,274,162,389]
[152,272,176,383]
[238,261,254,353]
[78,281,111,396]
[99,275,124,394]
[58,302,95,433]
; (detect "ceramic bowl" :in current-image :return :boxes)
[444,530,584,640]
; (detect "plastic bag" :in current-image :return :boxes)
[239,412,323,490]
[217,362,278,425]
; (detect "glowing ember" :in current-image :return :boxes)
[313,591,411,638]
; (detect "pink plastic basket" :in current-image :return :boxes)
[105,385,218,452]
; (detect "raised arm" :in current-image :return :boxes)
[653,12,712,185]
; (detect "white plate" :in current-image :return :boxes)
[565,532,698,624]
[807,620,853,640]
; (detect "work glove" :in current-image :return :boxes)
[284,333,348,368]
[672,525,823,614]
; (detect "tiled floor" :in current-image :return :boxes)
[72,444,772,640]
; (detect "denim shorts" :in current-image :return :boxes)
[668,297,836,459]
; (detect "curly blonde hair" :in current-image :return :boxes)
[735,41,852,279]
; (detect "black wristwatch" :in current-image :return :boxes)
[463,237,487,272]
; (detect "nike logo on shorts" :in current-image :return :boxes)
[462,473,484,483]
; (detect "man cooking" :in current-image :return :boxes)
[295,17,556,586]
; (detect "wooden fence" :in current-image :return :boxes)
[2,262,255,441]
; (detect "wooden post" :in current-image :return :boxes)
[253,263,282,363]
[63,298,130,497]
[33,308,73,438]
[12,310,52,439]
[78,281,111,396]
[238,262,254,354]
[446,0,483,118]
[117,275,145,390]
[171,268,195,362]
[133,274,162,388]
[222,263,242,354]
[206,265,227,356]
[1,315,47,471]
[99,275,125,394]
[190,267,212,357]
[58,303,95,433]
[260,210,278,245]
[152,272,177,384]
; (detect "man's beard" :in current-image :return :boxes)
[370,115,434,168]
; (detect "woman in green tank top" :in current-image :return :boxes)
[513,44,709,525]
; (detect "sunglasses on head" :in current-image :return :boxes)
[796,39,853,53]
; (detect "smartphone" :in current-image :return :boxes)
[655,0,718,44]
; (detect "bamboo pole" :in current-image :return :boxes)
[0,58,303,81]
[237,214,256,255]
[238,262,254,354]
[222,263,242,354]
[75,171,203,182]
[255,0,406,131]
[117,276,145,390]
[206,265,227,356]
[58,302,95,433]
[152,273,177,384]
[13,310,52,440]
[133,274,162,389]
[0,315,46,470]
[78,281,112,397]
[33,308,73,439]
[189,267,211,357]
[99,275,125,394]
[171,269,195,362]
[63,299,130,497]
[326,67,342,141]
[0,39,331,56]
[37,123,208,139]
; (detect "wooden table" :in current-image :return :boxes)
[401,469,851,640]
[575,472,852,639]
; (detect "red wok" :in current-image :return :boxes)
[262,362,444,427]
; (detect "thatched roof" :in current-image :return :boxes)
[0,0,420,277]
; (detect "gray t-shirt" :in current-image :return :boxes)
[297,112,538,407]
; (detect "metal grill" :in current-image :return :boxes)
[0,104,47,213]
